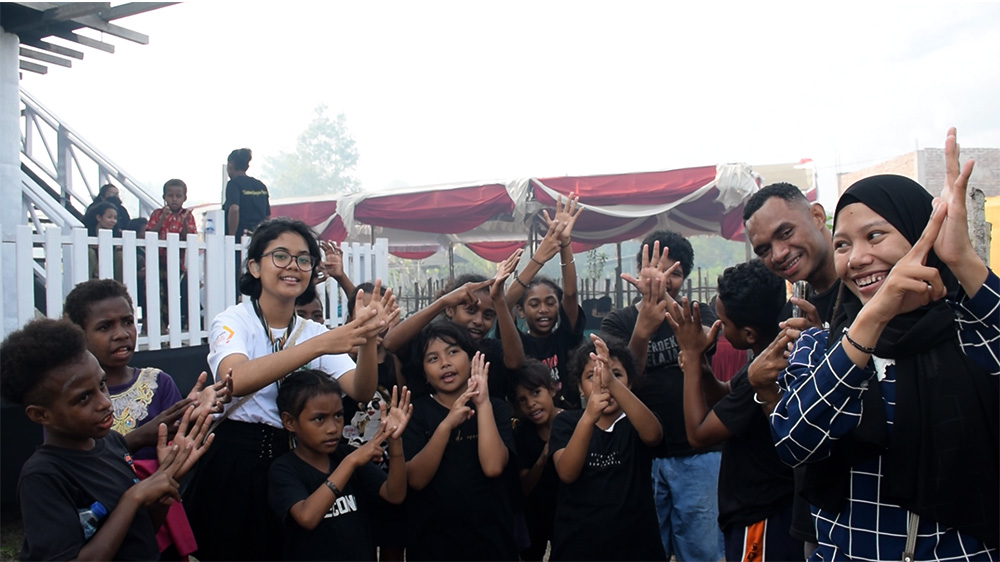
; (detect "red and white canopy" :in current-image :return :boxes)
[271,163,759,261]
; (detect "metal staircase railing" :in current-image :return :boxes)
[19,87,160,230]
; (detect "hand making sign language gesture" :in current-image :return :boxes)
[622,241,684,372]
[834,127,988,367]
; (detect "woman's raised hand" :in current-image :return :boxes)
[935,127,989,294]
[867,202,949,322]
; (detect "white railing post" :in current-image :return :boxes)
[186,235,202,346]
[121,230,138,302]
[166,232,182,348]
[374,238,389,283]
[70,228,89,286]
[144,231,162,350]
[96,229,114,279]
[15,225,34,328]
[224,235,238,309]
[204,229,226,327]
[44,226,62,318]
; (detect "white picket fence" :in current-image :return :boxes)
[1,224,389,350]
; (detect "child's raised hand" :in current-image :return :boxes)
[158,404,215,479]
[354,280,398,334]
[131,463,182,506]
[666,297,720,357]
[491,249,524,301]
[315,240,345,283]
[747,329,795,398]
[132,397,195,448]
[381,385,413,440]
[190,371,233,418]
[468,352,490,406]
[350,423,390,466]
[633,269,671,336]
[544,193,583,246]
[583,359,611,424]
[443,387,477,429]
[535,214,568,262]
[442,278,494,311]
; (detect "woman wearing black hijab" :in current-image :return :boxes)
[770,128,998,561]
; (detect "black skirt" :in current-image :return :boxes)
[183,420,290,562]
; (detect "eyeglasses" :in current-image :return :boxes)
[261,250,317,271]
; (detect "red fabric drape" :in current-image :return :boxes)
[269,200,347,242]
[465,241,526,262]
[529,166,744,242]
[389,248,439,260]
[354,184,515,234]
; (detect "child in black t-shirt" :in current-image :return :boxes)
[384,251,525,399]
[549,334,666,561]
[667,260,802,561]
[402,322,518,561]
[511,359,564,561]
[268,369,411,562]
[0,319,212,561]
[506,194,586,408]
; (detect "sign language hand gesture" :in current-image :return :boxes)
[543,194,584,248]
[625,242,682,335]
[468,351,491,407]
[380,385,413,440]
[491,249,524,302]
[867,203,949,323]
[444,386,478,430]
[316,240,344,283]
[935,127,989,295]
[666,297,721,358]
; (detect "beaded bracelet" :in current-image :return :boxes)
[842,328,876,354]
[514,276,529,288]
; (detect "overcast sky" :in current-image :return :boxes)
[19,1,1000,213]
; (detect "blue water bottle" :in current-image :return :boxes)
[78,501,107,540]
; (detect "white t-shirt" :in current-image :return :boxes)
[208,301,356,427]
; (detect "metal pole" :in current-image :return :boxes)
[614,242,623,309]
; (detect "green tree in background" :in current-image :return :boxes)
[263,105,360,198]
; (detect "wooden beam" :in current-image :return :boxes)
[19,60,48,75]
[21,38,85,60]
[53,30,115,54]
[98,2,177,21]
[20,46,72,68]
[42,3,110,23]
[70,15,149,44]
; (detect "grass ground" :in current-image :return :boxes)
[0,510,23,562]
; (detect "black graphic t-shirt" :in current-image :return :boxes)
[601,302,718,457]
[268,448,386,561]
[517,305,586,408]
[548,409,665,561]
[401,395,517,561]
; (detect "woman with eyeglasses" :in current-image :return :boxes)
[185,217,397,561]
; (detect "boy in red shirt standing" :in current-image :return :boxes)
[147,179,198,329]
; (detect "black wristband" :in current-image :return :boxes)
[843,328,876,354]
[323,480,340,497]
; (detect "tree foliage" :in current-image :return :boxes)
[263,105,360,198]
